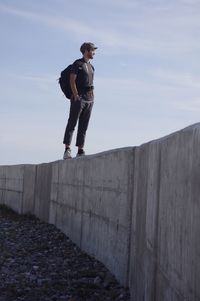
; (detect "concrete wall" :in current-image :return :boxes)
[49,148,134,285]
[129,124,200,301]
[1,123,200,301]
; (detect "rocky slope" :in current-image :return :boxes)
[0,205,130,301]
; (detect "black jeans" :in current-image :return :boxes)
[63,99,94,148]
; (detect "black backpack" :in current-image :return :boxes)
[58,65,72,99]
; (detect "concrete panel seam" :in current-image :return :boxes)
[152,144,162,299]
[127,147,136,286]
[33,165,38,215]
[80,163,85,249]
[21,165,25,214]
[55,162,61,228]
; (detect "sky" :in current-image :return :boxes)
[1,0,200,165]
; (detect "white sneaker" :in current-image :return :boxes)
[63,148,72,159]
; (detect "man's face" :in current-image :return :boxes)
[86,48,96,59]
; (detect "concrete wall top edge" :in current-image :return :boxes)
[0,163,36,168]
[1,122,200,167]
[49,146,135,165]
[137,122,200,148]
[0,147,135,168]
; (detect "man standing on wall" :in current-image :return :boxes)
[63,42,98,159]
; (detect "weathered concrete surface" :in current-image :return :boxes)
[22,165,36,214]
[49,148,134,285]
[129,124,200,301]
[1,123,200,301]
[34,163,52,223]
[0,165,36,215]
[0,165,24,213]
[0,166,5,205]
[80,148,134,286]
[50,159,85,247]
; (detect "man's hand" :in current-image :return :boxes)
[73,94,80,101]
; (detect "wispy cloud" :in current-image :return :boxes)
[1,1,200,165]
[1,2,200,56]
[180,0,200,4]
[82,0,140,9]
[0,3,93,36]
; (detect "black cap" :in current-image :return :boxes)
[80,42,98,54]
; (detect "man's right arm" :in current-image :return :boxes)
[70,73,80,101]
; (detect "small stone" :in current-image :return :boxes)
[94,276,101,285]
[118,293,125,299]
[0,205,130,300]
[33,265,39,270]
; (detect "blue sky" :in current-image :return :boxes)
[1,0,200,164]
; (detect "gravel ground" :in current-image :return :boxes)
[0,205,130,301]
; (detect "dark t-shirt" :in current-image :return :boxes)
[71,58,95,101]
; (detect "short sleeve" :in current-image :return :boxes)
[70,60,80,75]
